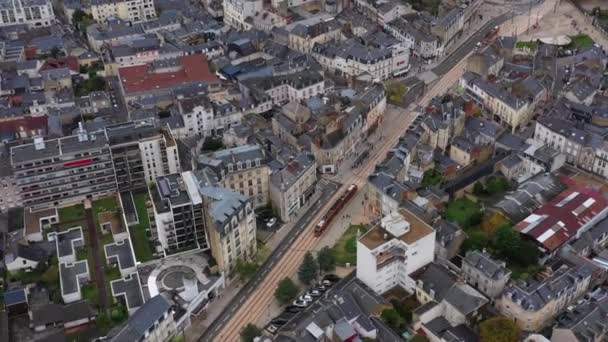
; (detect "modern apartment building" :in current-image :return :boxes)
[0,0,55,28]
[269,153,317,222]
[91,0,156,23]
[10,126,116,210]
[148,172,209,255]
[356,208,435,294]
[105,120,180,191]
[199,185,256,276]
[199,145,270,208]
[498,264,592,332]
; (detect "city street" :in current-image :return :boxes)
[195,1,561,341]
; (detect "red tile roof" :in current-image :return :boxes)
[40,56,79,73]
[118,54,219,95]
[515,186,607,252]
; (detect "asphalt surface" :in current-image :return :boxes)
[432,13,511,76]
[198,179,340,341]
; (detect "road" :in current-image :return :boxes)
[199,1,561,340]
[198,179,340,340]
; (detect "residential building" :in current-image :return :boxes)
[514,186,608,259]
[223,0,263,30]
[434,219,465,262]
[462,250,511,299]
[117,54,220,103]
[10,127,116,210]
[109,294,177,342]
[551,289,608,342]
[286,15,342,53]
[199,185,256,275]
[269,153,317,222]
[199,145,270,208]
[357,208,435,294]
[420,101,465,152]
[366,172,412,219]
[431,8,464,47]
[177,95,243,139]
[4,243,49,272]
[30,301,97,332]
[466,46,504,78]
[497,264,592,332]
[353,0,413,26]
[240,71,326,106]
[384,15,444,59]
[91,0,156,24]
[105,120,180,191]
[148,172,209,255]
[0,0,55,28]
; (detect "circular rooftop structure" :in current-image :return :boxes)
[539,35,572,46]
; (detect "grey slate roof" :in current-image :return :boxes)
[270,153,315,190]
[110,273,145,311]
[31,302,96,327]
[55,227,84,259]
[110,294,172,342]
[60,260,89,295]
[198,186,249,236]
[463,250,510,280]
[104,239,135,271]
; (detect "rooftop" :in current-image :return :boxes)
[359,207,434,250]
[110,273,145,311]
[59,260,89,295]
[110,294,172,342]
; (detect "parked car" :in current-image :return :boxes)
[293,300,310,307]
[266,324,278,334]
[278,311,297,319]
[315,284,327,292]
[306,290,321,297]
[323,274,340,282]
[271,318,288,326]
[285,305,302,313]
[299,295,313,302]
[266,217,277,228]
[321,280,332,286]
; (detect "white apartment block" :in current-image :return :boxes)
[223,0,262,30]
[0,0,54,28]
[357,209,435,294]
[91,0,157,23]
[178,95,243,139]
[139,136,180,184]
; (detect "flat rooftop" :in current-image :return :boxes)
[110,273,145,311]
[359,208,434,250]
[24,208,57,237]
[11,131,108,165]
[60,260,89,295]
[55,227,84,258]
[105,239,135,271]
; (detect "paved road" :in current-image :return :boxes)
[198,179,340,341]
[85,206,109,310]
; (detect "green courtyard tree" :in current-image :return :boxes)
[494,225,520,258]
[317,246,336,273]
[381,308,405,332]
[235,259,258,281]
[298,252,318,285]
[240,323,262,342]
[480,317,519,342]
[275,277,300,305]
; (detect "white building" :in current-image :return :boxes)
[0,0,55,28]
[177,95,243,139]
[240,71,326,106]
[223,0,263,30]
[357,208,435,294]
[91,0,157,23]
[269,154,317,223]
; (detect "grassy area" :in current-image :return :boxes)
[333,225,368,266]
[445,198,482,229]
[515,41,538,50]
[130,192,155,262]
[58,204,85,223]
[82,284,99,307]
[568,34,595,49]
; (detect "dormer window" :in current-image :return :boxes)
[228,163,233,172]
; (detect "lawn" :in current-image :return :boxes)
[333,225,368,266]
[58,204,85,223]
[568,34,595,49]
[130,192,154,262]
[515,41,538,50]
[445,198,482,229]
[82,284,99,307]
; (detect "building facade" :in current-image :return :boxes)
[461,250,511,299]
[91,0,157,23]
[0,0,55,28]
[269,153,317,222]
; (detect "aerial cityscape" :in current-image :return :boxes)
[1,0,608,341]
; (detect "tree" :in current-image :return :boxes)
[473,181,486,196]
[480,317,520,342]
[235,259,258,281]
[240,323,262,342]
[201,137,225,152]
[481,211,510,236]
[461,231,490,254]
[298,252,318,285]
[421,169,442,187]
[494,225,520,258]
[381,308,405,332]
[317,246,336,273]
[275,277,300,305]
[486,176,510,195]
[72,9,87,24]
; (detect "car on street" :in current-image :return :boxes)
[271,318,288,326]
[266,217,277,228]
[321,280,332,286]
[306,290,321,297]
[285,305,302,313]
[293,300,310,307]
[323,274,340,282]
[299,295,313,302]
[266,324,278,334]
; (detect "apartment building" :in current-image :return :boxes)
[269,153,317,222]
[357,208,435,294]
[109,294,177,342]
[223,0,263,30]
[497,264,592,332]
[286,16,342,54]
[551,291,608,342]
[199,185,256,276]
[177,95,243,139]
[0,0,54,28]
[462,250,511,299]
[148,172,209,255]
[10,127,116,210]
[460,71,545,132]
[91,0,157,23]
[385,16,444,59]
[199,145,270,208]
[105,120,180,191]
[240,71,326,106]
[353,0,412,26]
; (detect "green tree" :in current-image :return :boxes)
[317,246,336,273]
[486,176,510,195]
[461,231,490,254]
[494,225,520,258]
[298,252,318,285]
[473,181,486,196]
[235,260,258,281]
[512,240,540,266]
[201,137,225,152]
[240,323,262,342]
[480,317,520,342]
[275,277,300,305]
[72,9,87,24]
[381,308,405,332]
[421,169,442,187]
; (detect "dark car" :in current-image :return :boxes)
[271,318,288,326]
[285,305,302,313]
[323,274,341,282]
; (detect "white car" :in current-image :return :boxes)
[267,218,277,228]
[293,300,310,308]
[306,290,321,297]
[299,295,313,302]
